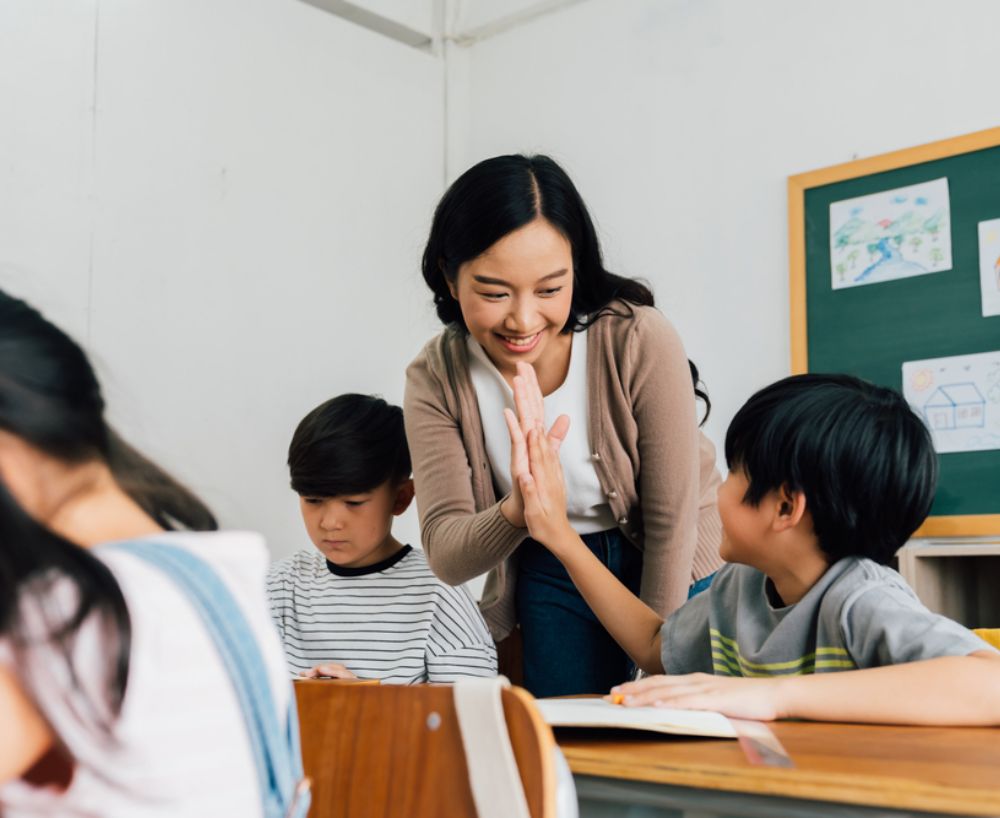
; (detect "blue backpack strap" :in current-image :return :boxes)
[106,540,310,818]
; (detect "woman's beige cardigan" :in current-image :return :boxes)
[404,302,723,641]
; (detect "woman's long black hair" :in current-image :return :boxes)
[421,154,710,422]
[0,290,217,723]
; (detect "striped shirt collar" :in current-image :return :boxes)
[325,544,412,577]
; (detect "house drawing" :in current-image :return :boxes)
[923,383,987,431]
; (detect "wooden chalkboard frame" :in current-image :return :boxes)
[788,126,1000,538]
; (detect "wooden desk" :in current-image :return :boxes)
[557,721,1000,817]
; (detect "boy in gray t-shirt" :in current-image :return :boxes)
[512,367,1000,725]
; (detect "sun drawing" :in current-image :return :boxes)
[911,369,933,392]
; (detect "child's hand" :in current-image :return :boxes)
[519,424,575,552]
[501,362,569,527]
[610,673,785,721]
[299,663,357,681]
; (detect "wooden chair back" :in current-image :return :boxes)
[294,679,557,818]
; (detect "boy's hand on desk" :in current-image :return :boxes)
[611,673,784,722]
[300,663,357,681]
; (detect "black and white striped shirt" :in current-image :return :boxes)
[266,545,497,683]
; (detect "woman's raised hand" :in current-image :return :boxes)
[501,362,570,530]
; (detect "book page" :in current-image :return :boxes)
[536,697,737,739]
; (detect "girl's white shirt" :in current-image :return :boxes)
[0,530,289,818]
[467,329,617,534]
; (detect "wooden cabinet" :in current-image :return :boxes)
[897,539,1000,628]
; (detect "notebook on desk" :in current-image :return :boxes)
[536,697,737,739]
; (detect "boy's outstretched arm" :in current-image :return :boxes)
[513,415,665,675]
[615,652,1000,725]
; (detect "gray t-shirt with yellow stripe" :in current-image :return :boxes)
[661,556,993,677]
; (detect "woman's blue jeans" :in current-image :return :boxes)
[515,529,642,698]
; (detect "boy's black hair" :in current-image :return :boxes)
[724,373,937,565]
[288,394,411,497]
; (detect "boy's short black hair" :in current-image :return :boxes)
[288,394,411,497]
[724,373,937,565]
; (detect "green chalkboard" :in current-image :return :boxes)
[789,129,1000,536]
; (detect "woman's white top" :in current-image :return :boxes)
[0,530,289,818]
[467,329,617,534]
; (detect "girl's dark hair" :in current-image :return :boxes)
[288,394,411,497]
[724,373,937,565]
[0,290,217,724]
[421,153,710,422]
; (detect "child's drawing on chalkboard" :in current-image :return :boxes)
[902,350,1000,454]
[830,178,952,290]
[976,218,1000,317]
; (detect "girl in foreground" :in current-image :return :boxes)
[0,291,302,816]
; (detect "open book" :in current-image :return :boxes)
[536,697,737,739]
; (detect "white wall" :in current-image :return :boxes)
[452,0,1000,462]
[456,0,586,34]
[5,0,1000,564]
[0,0,445,557]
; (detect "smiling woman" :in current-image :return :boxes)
[404,154,725,697]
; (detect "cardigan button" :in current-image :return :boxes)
[607,490,618,499]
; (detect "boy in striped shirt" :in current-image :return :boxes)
[266,394,497,683]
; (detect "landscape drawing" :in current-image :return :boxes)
[977,218,1000,317]
[902,350,1000,454]
[830,178,952,290]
